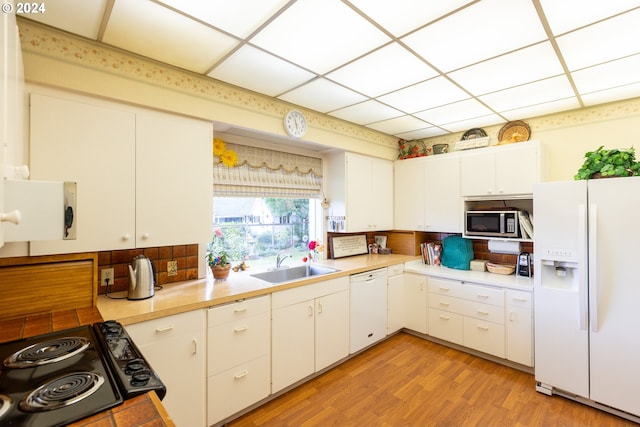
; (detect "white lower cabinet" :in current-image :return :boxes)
[404,273,428,334]
[125,310,206,427]
[271,277,349,393]
[506,289,533,367]
[387,264,405,334]
[207,295,271,426]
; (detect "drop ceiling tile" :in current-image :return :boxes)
[581,81,640,106]
[348,0,473,37]
[377,77,469,114]
[366,115,432,135]
[571,54,640,95]
[539,0,640,35]
[250,0,390,74]
[22,0,108,39]
[103,0,239,73]
[278,79,367,113]
[326,43,437,98]
[448,42,565,96]
[401,0,547,72]
[500,98,581,120]
[557,8,640,71]
[156,0,290,38]
[440,114,504,133]
[329,100,403,125]
[396,127,449,141]
[208,45,315,97]
[479,76,575,112]
[414,99,495,127]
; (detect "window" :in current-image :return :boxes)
[212,197,322,267]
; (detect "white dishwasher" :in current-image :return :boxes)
[350,267,388,354]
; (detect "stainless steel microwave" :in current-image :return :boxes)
[465,210,519,238]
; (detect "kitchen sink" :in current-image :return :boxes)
[250,265,339,284]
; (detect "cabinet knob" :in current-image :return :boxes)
[141,233,150,240]
[122,234,130,241]
[0,210,20,225]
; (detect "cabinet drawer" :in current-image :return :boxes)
[428,308,463,345]
[207,355,270,425]
[125,309,205,346]
[428,277,464,298]
[463,317,505,358]
[208,295,270,327]
[272,276,349,308]
[208,311,270,376]
[428,293,465,315]
[387,263,404,276]
[461,300,504,324]
[462,283,504,307]
[506,289,532,309]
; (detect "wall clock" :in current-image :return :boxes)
[283,110,308,138]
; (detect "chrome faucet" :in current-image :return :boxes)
[275,250,291,269]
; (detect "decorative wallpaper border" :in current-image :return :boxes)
[17,18,397,149]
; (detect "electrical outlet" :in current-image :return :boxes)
[167,260,178,277]
[100,268,114,287]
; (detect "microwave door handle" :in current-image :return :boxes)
[499,213,505,234]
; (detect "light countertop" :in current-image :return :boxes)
[98,254,417,325]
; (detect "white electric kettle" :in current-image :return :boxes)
[127,255,155,300]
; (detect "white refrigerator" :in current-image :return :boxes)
[533,177,640,420]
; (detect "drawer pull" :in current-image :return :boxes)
[477,310,489,315]
[477,325,489,331]
[155,325,174,333]
[512,297,528,302]
[234,325,248,333]
[234,370,249,380]
[439,287,450,292]
[477,293,490,299]
[439,301,450,307]
[439,315,451,320]
[234,307,248,313]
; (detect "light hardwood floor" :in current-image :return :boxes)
[228,332,637,427]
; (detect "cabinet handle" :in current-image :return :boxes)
[155,325,174,333]
[477,293,490,299]
[234,325,248,333]
[308,305,314,317]
[233,307,248,313]
[439,287,450,292]
[192,339,197,354]
[512,297,527,303]
[477,310,489,315]
[234,370,249,380]
[439,301,450,307]
[439,315,451,320]
[477,324,489,331]
[317,302,323,314]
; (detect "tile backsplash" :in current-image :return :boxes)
[97,244,199,294]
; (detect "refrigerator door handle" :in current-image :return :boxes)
[578,204,588,331]
[589,203,599,333]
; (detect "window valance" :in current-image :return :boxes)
[224,142,322,177]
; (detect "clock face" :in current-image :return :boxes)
[284,110,307,138]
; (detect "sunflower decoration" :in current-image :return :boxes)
[213,138,238,167]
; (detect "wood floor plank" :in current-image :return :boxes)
[228,333,637,427]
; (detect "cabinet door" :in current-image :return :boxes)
[404,274,428,334]
[370,156,394,230]
[271,300,315,393]
[495,143,537,195]
[135,112,212,248]
[394,157,425,230]
[425,154,461,232]
[506,290,533,366]
[315,290,349,371]
[345,153,371,232]
[387,274,405,334]
[30,94,136,255]
[460,150,495,196]
[126,310,206,427]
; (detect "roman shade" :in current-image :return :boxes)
[213,142,323,198]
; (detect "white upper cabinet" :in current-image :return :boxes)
[29,92,213,255]
[394,153,461,232]
[327,152,393,232]
[460,141,542,197]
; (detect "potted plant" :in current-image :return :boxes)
[207,228,231,280]
[574,146,640,180]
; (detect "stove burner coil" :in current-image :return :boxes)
[19,372,104,412]
[3,337,90,368]
[0,394,12,420]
